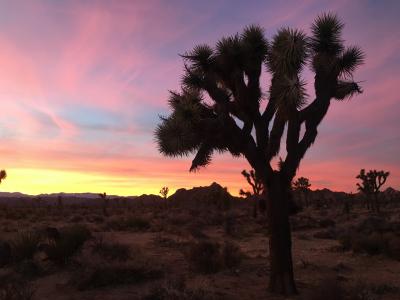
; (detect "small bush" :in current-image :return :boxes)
[319,218,336,228]
[91,237,131,261]
[313,228,337,240]
[13,260,42,279]
[304,278,344,300]
[10,232,40,263]
[125,216,151,231]
[223,214,236,236]
[185,241,221,274]
[222,241,243,269]
[72,260,164,290]
[106,216,151,231]
[339,230,399,259]
[352,232,387,255]
[0,275,35,300]
[0,241,11,267]
[386,234,400,260]
[185,240,243,274]
[40,225,91,265]
[144,278,216,300]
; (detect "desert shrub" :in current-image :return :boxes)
[10,232,40,263]
[168,213,192,226]
[305,278,345,300]
[290,215,319,231]
[0,241,11,267]
[88,215,104,224]
[41,225,91,265]
[13,260,42,279]
[223,214,236,236]
[386,234,400,260]
[222,241,243,269]
[143,278,216,300]
[313,229,337,240]
[72,260,164,290]
[185,240,242,274]
[318,218,336,228]
[185,241,221,274]
[0,275,35,300]
[106,215,151,231]
[125,216,151,230]
[351,232,387,255]
[339,230,399,259]
[91,237,131,261]
[188,226,208,239]
[69,214,84,222]
[356,216,391,234]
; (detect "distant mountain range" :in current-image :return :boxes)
[0,192,126,199]
[0,183,398,203]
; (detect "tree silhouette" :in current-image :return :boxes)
[356,169,389,212]
[155,13,364,294]
[239,169,265,218]
[239,169,263,197]
[159,186,169,200]
[293,177,311,207]
[99,192,108,216]
[0,170,6,184]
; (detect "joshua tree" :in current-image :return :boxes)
[293,177,311,207]
[57,195,63,210]
[99,192,108,216]
[239,169,263,197]
[159,186,169,200]
[0,170,6,184]
[155,13,364,294]
[356,169,389,212]
[239,169,264,217]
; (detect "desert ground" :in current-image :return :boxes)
[0,183,399,300]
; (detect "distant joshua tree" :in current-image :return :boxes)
[0,170,6,184]
[357,169,389,212]
[239,169,263,197]
[239,169,265,218]
[159,186,169,200]
[57,195,63,209]
[99,192,108,216]
[155,13,364,294]
[293,177,311,207]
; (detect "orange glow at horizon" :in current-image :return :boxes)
[0,1,399,196]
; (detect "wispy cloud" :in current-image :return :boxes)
[0,0,399,195]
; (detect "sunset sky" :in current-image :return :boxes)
[0,0,399,196]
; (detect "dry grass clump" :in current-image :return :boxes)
[304,277,345,300]
[9,231,40,263]
[71,255,164,290]
[339,231,400,259]
[143,278,217,300]
[0,273,35,300]
[39,224,91,265]
[90,236,131,261]
[105,215,151,231]
[185,240,243,274]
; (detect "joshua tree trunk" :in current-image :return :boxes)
[265,173,297,294]
[253,197,258,219]
[373,193,380,213]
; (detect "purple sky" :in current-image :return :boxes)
[0,0,399,195]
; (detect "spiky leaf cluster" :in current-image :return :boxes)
[310,13,364,100]
[155,14,364,178]
[0,170,6,183]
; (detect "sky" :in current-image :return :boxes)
[0,0,399,196]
